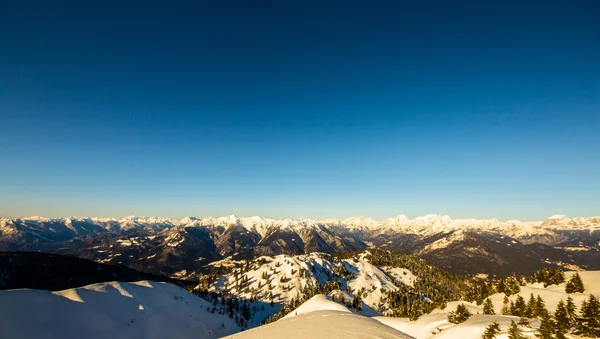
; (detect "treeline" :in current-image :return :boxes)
[189,249,591,327]
[465,269,585,305]
[478,294,600,338]
[336,249,469,319]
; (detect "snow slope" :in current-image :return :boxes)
[372,271,600,339]
[207,253,344,324]
[343,255,399,310]
[283,294,350,318]
[204,252,418,323]
[375,314,539,339]
[484,270,600,314]
[382,266,418,287]
[0,281,240,339]
[223,310,415,339]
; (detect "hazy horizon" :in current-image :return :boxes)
[2,211,598,224]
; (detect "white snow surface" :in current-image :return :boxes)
[282,294,351,318]
[381,266,418,287]
[223,310,415,339]
[484,270,600,314]
[0,281,240,339]
[253,271,600,339]
[343,255,399,310]
[207,253,352,324]
[371,270,600,339]
[375,314,539,339]
[204,252,417,323]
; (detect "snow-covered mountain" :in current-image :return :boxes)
[224,308,415,339]
[224,269,600,339]
[0,280,240,339]
[3,214,599,244]
[190,250,468,326]
[2,214,599,277]
[4,256,599,339]
[206,252,394,324]
[0,216,176,250]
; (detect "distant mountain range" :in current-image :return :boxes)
[1,214,599,277]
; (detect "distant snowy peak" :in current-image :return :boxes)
[1,216,177,240]
[538,215,600,230]
[4,214,600,245]
[341,216,382,231]
[541,214,574,227]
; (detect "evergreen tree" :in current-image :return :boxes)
[536,313,556,339]
[501,275,522,295]
[565,272,585,294]
[351,295,362,312]
[448,303,471,324]
[483,298,495,315]
[554,300,570,338]
[565,296,577,325]
[518,317,530,327]
[576,294,600,337]
[482,321,501,339]
[527,293,536,317]
[535,295,548,318]
[508,320,526,339]
[531,268,565,287]
[511,295,527,317]
[501,295,511,315]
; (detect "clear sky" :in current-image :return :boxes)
[1,1,599,221]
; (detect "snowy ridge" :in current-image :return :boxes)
[169,213,600,235]
[224,310,415,339]
[0,280,240,339]
[240,270,600,339]
[3,213,600,277]
[171,213,600,242]
[200,252,419,325]
[282,294,351,318]
[3,214,599,240]
[374,270,600,339]
[0,215,177,236]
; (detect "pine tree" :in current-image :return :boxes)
[483,298,495,315]
[554,300,570,338]
[518,316,530,327]
[448,303,471,324]
[565,296,577,325]
[565,272,585,293]
[531,268,565,287]
[502,275,521,295]
[576,294,600,337]
[511,295,527,317]
[482,321,501,339]
[536,295,548,318]
[508,320,526,339]
[536,313,556,339]
[351,295,362,312]
[502,295,511,315]
[527,293,536,317]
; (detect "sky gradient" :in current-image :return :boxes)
[1,1,599,221]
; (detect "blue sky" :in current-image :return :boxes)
[1,1,599,220]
